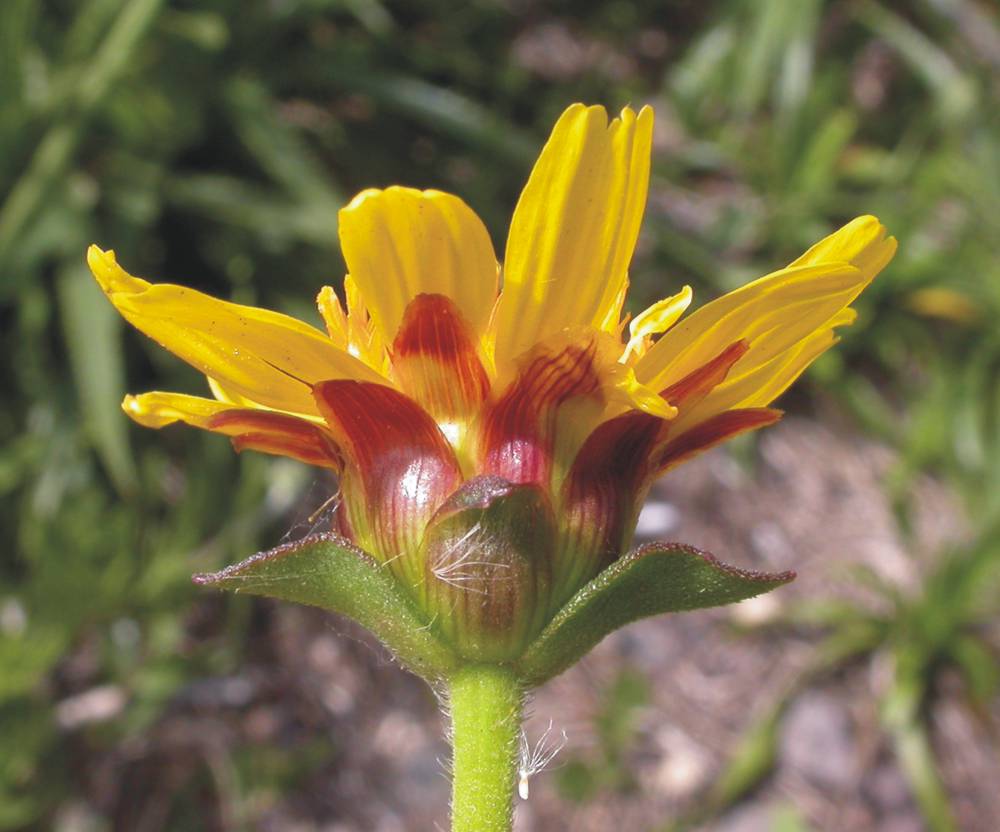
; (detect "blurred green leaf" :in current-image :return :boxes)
[320,65,536,164]
[57,262,136,493]
[857,1,976,123]
[0,0,166,262]
[224,77,344,210]
[881,679,958,832]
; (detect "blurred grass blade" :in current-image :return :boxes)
[0,0,38,178]
[950,634,1000,705]
[165,174,337,246]
[57,262,136,494]
[322,66,535,164]
[0,0,34,94]
[224,78,344,211]
[881,677,958,832]
[0,0,165,261]
[61,0,127,62]
[856,1,976,122]
[776,0,820,116]
[340,0,395,36]
[158,10,229,51]
[670,23,735,106]
[706,703,783,815]
[659,703,782,832]
[735,0,819,117]
[792,109,858,197]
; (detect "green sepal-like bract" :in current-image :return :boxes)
[194,535,793,688]
[193,533,459,678]
[514,542,795,686]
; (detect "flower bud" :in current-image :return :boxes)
[417,475,555,662]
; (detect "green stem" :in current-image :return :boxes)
[448,664,524,832]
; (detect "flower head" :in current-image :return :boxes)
[90,103,895,662]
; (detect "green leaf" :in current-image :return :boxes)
[516,543,794,686]
[193,533,458,679]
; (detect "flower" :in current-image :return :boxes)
[89,103,895,661]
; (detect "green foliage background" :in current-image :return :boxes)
[1,1,998,829]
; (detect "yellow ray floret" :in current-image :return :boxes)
[338,187,499,347]
[88,246,384,417]
[123,391,245,429]
[634,217,895,394]
[494,104,653,368]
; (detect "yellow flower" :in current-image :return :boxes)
[89,103,895,659]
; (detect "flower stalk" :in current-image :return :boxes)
[448,664,524,832]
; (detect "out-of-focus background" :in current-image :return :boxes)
[2,1,999,830]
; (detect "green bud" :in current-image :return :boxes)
[417,475,555,662]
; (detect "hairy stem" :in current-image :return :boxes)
[448,664,524,832]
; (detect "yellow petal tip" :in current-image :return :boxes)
[341,187,385,216]
[122,394,163,428]
[87,245,150,295]
[86,245,114,287]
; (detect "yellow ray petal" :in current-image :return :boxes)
[207,376,261,408]
[622,285,693,362]
[89,246,383,415]
[635,216,895,393]
[342,275,390,373]
[495,104,654,366]
[124,391,238,429]
[597,275,631,334]
[316,285,349,349]
[636,262,865,392]
[123,392,339,467]
[205,376,328,424]
[608,366,677,421]
[673,325,841,434]
[338,186,499,345]
[789,214,896,275]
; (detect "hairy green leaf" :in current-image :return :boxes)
[516,543,794,686]
[193,533,458,678]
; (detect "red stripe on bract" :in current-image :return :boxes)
[661,340,749,408]
[207,409,341,468]
[653,407,782,475]
[312,380,463,583]
[391,293,490,421]
[230,433,340,468]
[564,411,663,524]
[481,340,602,485]
[555,411,665,602]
